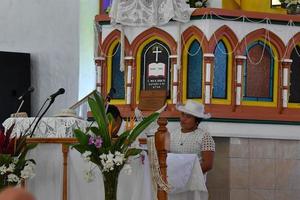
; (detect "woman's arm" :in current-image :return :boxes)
[200,151,214,173]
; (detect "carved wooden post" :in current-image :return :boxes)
[155,117,170,200]
[62,144,69,200]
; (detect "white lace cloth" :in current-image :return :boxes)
[2,117,90,138]
[110,0,195,26]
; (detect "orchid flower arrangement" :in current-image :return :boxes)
[280,0,300,7]
[0,124,37,189]
[72,92,159,200]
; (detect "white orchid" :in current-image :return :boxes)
[6,163,15,172]
[20,161,36,179]
[7,174,20,183]
[0,165,7,175]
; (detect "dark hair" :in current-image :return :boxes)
[106,105,121,120]
[195,117,203,125]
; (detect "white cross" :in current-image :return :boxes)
[153,46,162,62]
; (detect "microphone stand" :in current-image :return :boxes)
[29,98,56,138]
[21,98,50,138]
[15,100,25,116]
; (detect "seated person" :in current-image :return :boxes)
[0,187,35,200]
[170,100,215,174]
[106,104,122,138]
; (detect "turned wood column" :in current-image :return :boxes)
[62,144,69,200]
[155,117,170,200]
[280,59,292,113]
[234,55,247,110]
[95,57,105,93]
[125,56,134,105]
[203,54,214,105]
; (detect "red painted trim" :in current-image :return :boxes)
[286,32,300,59]
[237,28,285,57]
[208,25,239,53]
[130,27,177,56]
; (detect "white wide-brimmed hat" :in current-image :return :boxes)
[176,100,211,119]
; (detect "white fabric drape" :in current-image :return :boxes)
[110,0,194,26]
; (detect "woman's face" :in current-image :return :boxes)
[180,112,198,132]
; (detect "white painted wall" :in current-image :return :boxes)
[0,0,98,116]
[79,0,99,100]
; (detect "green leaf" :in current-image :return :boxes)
[88,93,111,147]
[127,112,159,144]
[72,144,88,154]
[125,148,142,158]
[74,129,89,145]
[112,130,130,151]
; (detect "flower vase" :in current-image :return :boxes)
[102,170,120,200]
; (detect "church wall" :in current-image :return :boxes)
[0,0,80,116]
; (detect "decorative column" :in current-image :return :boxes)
[125,56,134,104]
[235,56,247,107]
[170,55,178,104]
[203,54,214,104]
[95,57,105,93]
[281,59,292,109]
[155,117,170,200]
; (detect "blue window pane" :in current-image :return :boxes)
[187,40,202,99]
[112,44,125,99]
[213,41,228,99]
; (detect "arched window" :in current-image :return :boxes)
[289,45,300,103]
[243,41,274,102]
[109,42,125,100]
[186,40,202,99]
[140,39,171,98]
[213,40,228,99]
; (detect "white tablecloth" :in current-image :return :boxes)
[2,117,89,138]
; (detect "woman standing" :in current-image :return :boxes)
[170,100,215,174]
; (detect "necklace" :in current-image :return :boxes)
[178,131,194,146]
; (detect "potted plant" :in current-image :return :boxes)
[72,91,160,200]
[0,124,37,190]
[280,0,300,14]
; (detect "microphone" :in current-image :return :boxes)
[18,86,34,100]
[48,88,65,101]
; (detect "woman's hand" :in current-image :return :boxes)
[200,151,214,173]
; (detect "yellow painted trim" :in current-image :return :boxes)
[182,36,203,104]
[242,38,278,107]
[211,37,232,105]
[107,39,125,105]
[288,103,300,108]
[135,36,172,104]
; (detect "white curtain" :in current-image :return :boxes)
[110,0,194,26]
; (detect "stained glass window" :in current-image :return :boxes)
[111,43,125,99]
[213,41,228,99]
[187,40,202,99]
[243,41,274,101]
